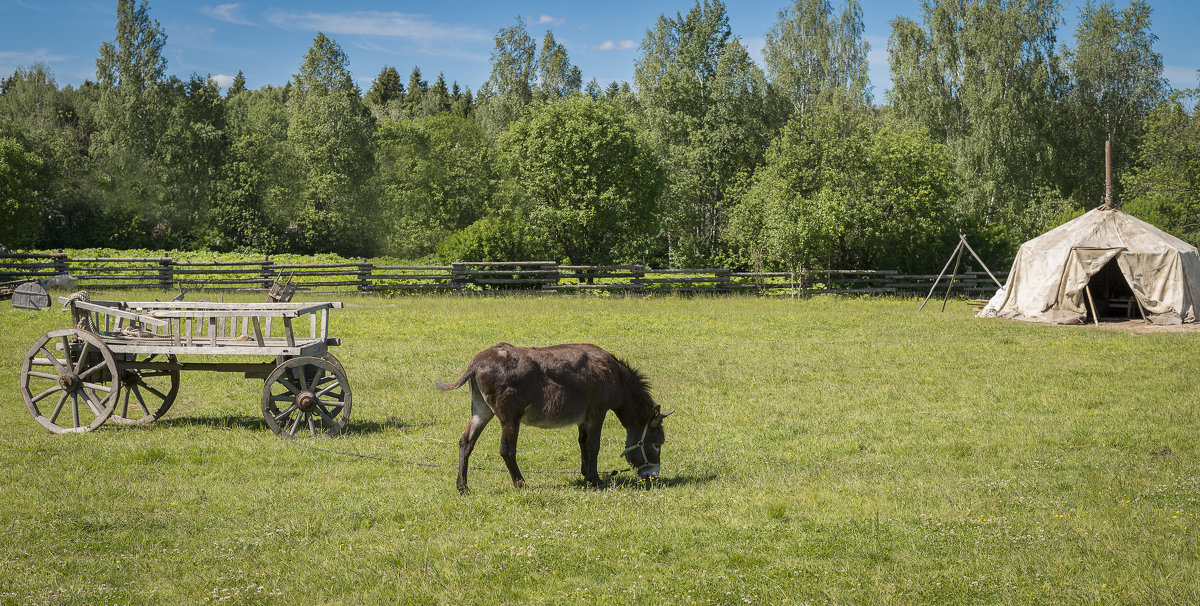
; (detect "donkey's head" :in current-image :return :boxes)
[624,405,673,480]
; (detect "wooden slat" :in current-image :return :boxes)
[251,317,265,347]
[64,299,170,327]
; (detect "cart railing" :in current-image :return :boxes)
[61,298,343,351]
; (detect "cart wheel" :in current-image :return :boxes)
[261,356,352,438]
[322,352,345,373]
[110,354,180,425]
[20,328,121,434]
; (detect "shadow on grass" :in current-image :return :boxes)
[566,471,720,490]
[150,414,413,436]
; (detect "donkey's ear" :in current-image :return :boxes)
[652,404,661,415]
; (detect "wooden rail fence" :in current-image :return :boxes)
[0,252,1005,298]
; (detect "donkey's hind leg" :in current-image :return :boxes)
[457,379,494,494]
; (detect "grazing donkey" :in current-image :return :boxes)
[437,343,671,493]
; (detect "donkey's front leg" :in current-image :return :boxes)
[577,423,590,477]
[498,421,525,488]
[580,418,605,488]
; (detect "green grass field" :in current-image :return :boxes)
[1,293,1197,604]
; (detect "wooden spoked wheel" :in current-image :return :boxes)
[20,329,121,434]
[261,356,352,438]
[109,354,181,425]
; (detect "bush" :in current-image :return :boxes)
[435,216,554,263]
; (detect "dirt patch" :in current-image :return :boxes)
[1089,319,1200,334]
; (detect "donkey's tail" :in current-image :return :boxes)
[436,370,472,391]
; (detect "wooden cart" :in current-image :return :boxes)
[19,296,351,437]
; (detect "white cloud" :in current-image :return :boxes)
[535,14,565,26]
[351,38,486,63]
[211,73,236,87]
[199,3,256,26]
[0,48,71,76]
[266,10,489,44]
[590,40,636,52]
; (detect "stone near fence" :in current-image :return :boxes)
[44,273,77,290]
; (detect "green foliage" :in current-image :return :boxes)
[375,115,495,258]
[365,66,404,107]
[1122,88,1200,246]
[0,66,99,247]
[1067,0,1167,205]
[159,75,227,243]
[225,70,246,98]
[435,215,552,262]
[888,0,1070,254]
[0,0,1192,273]
[635,0,781,266]
[288,33,376,256]
[535,30,582,100]
[210,86,298,252]
[500,98,663,265]
[0,133,44,247]
[418,73,452,119]
[478,17,537,135]
[91,0,176,247]
[729,107,957,272]
[764,0,871,113]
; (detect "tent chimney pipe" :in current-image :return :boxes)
[1104,139,1113,207]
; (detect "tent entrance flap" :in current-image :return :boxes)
[1084,254,1144,319]
[1057,247,1124,321]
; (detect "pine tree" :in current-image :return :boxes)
[405,66,427,118]
[366,66,404,107]
[226,70,246,98]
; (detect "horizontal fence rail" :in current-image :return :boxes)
[0,252,1006,298]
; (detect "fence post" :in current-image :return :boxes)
[542,261,560,293]
[633,264,646,295]
[358,258,372,293]
[716,268,731,293]
[157,254,173,289]
[260,255,274,289]
[54,249,67,275]
[450,262,468,289]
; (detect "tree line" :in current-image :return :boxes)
[1,0,1197,273]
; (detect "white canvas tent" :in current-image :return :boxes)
[978,207,1200,324]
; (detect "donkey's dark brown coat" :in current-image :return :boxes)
[437,343,669,492]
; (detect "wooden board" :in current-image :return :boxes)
[12,281,51,310]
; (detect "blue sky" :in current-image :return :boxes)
[2,0,1197,97]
